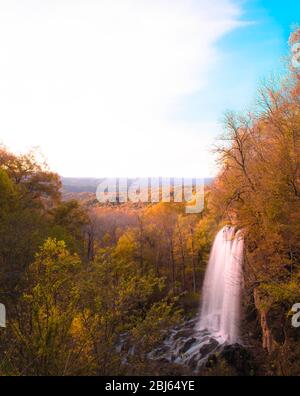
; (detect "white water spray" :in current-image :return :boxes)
[148,226,244,370]
[198,226,244,344]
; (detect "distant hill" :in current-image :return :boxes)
[61,177,105,193]
[61,177,214,194]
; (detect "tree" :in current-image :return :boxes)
[7,239,84,375]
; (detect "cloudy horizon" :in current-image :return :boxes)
[0,0,298,177]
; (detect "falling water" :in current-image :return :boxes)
[147,225,244,371]
[197,226,244,344]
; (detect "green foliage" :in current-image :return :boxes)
[130,299,182,353]
[6,239,83,375]
[259,277,300,306]
[0,169,16,215]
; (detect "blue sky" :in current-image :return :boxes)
[175,0,300,123]
[0,0,298,177]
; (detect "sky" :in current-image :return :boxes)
[0,0,299,178]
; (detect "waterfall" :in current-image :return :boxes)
[197,226,244,344]
[148,225,244,370]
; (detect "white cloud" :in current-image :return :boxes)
[0,0,244,177]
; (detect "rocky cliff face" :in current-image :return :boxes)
[243,285,300,375]
[253,289,278,354]
[147,317,256,376]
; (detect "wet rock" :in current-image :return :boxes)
[205,353,218,368]
[158,358,170,364]
[152,346,169,356]
[146,317,254,375]
[188,355,199,370]
[178,338,197,354]
[199,338,219,356]
[174,329,194,340]
[219,343,255,376]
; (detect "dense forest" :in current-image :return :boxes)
[0,29,300,376]
[0,145,214,375]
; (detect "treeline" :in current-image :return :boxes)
[209,29,300,375]
[0,146,212,375]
